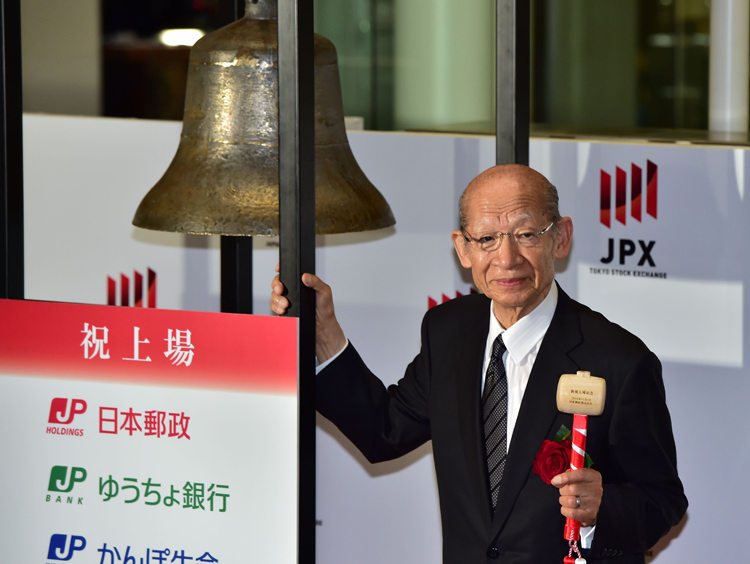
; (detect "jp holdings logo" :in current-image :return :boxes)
[47,398,86,437]
[47,534,86,561]
[107,268,157,307]
[599,161,658,267]
[47,466,86,505]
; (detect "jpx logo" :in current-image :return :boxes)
[48,398,87,425]
[48,466,87,493]
[47,534,86,561]
[600,161,658,267]
[427,288,478,310]
[108,268,157,308]
[600,160,657,227]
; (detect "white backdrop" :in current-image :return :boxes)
[22,114,750,562]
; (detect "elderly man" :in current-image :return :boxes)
[271,165,687,563]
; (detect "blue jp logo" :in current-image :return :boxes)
[47,534,86,561]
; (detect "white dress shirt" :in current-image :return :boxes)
[481,282,557,450]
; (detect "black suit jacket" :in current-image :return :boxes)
[316,286,687,563]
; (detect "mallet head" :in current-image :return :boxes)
[556,371,606,416]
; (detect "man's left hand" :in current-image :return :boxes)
[551,468,602,527]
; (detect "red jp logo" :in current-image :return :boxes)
[48,398,87,425]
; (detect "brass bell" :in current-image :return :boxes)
[133,0,395,236]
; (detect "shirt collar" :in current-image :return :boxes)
[488,282,558,365]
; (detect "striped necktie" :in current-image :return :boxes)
[483,334,508,510]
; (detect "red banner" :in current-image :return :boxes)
[0,299,297,395]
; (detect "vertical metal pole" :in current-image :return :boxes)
[220,0,253,314]
[278,0,316,563]
[220,237,254,313]
[496,0,530,165]
[0,0,24,299]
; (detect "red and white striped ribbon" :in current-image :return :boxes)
[564,414,589,544]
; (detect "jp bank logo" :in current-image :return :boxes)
[48,466,87,493]
[599,161,659,268]
[48,398,87,425]
[47,534,86,561]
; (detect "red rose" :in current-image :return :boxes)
[533,439,572,485]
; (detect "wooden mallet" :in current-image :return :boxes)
[556,371,606,564]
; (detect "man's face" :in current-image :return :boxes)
[451,172,572,327]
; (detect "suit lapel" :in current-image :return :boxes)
[489,288,583,537]
[454,298,494,524]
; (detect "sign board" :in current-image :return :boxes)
[0,298,298,563]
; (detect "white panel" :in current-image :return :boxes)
[23,114,221,313]
[578,263,743,367]
[22,115,750,563]
[1,375,297,562]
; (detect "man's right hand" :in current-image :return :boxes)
[270,265,347,363]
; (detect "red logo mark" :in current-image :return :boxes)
[108,269,157,308]
[600,161,657,228]
[48,398,87,425]
[428,289,478,310]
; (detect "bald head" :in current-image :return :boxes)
[458,165,561,231]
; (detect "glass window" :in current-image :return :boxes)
[21,0,717,138]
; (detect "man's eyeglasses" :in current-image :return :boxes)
[461,222,555,252]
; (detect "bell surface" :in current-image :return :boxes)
[133,0,395,236]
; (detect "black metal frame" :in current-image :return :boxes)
[277,1,316,562]
[0,0,24,299]
[220,236,254,313]
[224,3,317,561]
[496,0,530,165]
